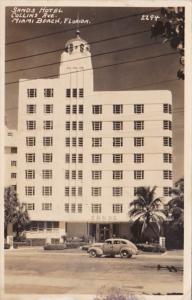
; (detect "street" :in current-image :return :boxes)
[5,248,183,296]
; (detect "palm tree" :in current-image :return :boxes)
[129,186,166,242]
[165,178,184,249]
[4,186,30,239]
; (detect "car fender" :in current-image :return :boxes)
[88,246,103,255]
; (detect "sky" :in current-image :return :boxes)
[5,6,184,182]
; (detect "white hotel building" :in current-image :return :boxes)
[16,31,173,243]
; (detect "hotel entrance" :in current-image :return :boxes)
[89,223,120,242]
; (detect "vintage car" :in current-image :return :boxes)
[88,238,139,258]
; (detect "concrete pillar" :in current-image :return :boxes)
[96,224,100,242]
[109,224,113,238]
[59,221,66,243]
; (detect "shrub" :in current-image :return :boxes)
[136,243,166,253]
[44,244,67,250]
[65,241,88,249]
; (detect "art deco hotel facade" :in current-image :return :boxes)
[6,31,173,243]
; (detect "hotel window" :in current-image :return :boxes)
[163,170,172,180]
[26,153,35,163]
[79,105,84,114]
[163,137,172,146]
[163,120,172,130]
[78,204,83,213]
[163,187,172,196]
[44,104,53,113]
[71,187,76,196]
[92,187,102,196]
[11,147,17,153]
[27,88,37,98]
[11,173,17,179]
[113,170,123,180]
[65,187,70,196]
[70,204,75,213]
[65,137,70,147]
[43,153,52,162]
[92,138,102,147]
[134,153,144,163]
[42,170,52,179]
[134,187,144,196]
[66,89,71,98]
[12,185,17,191]
[66,105,71,114]
[78,170,83,179]
[163,153,172,163]
[113,121,123,131]
[113,105,123,114]
[113,137,123,147]
[26,203,35,211]
[92,170,102,180]
[42,203,52,210]
[72,137,77,147]
[65,154,70,163]
[66,121,70,130]
[25,170,35,179]
[92,105,102,114]
[43,120,53,130]
[26,137,36,146]
[134,121,144,130]
[92,154,102,163]
[64,203,69,212]
[79,88,84,98]
[134,137,144,147]
[43,137,53,146]
[113,187,123,196]
[78,154,83,163]
[44,88,54,97]
[113,154,123,163]
[27,104,36,114]
[65,170,70,179]
[25,186,35,196]
[72,154,76,163]
[72,170,76,179]
[92,203,102,213]
[73,88,77,98]
[79,121,83,130]
[72,105,77,114]
[78,187,83,196]
[163,104,172,114]
[72,121,77,130]
[92,121,102,131]
[134,170,144,180]
[11,160,17,166]
[42,186,52,196]
[78,138,83,147]
[26,120,36,130]
[113,204,123,213]
[134,104,144,114]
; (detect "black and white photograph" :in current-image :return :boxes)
[1,1,191,299]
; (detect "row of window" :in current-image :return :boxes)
[27,88,84,98]
[25,136,172,148]
[24,185,172,198]
[26,104,172,115]
[23,202,123,213]
[91,104,172,114]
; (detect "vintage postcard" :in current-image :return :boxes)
[0,0,191,299]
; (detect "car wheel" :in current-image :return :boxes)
[120,250,132,258]
[89,249,97,258]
